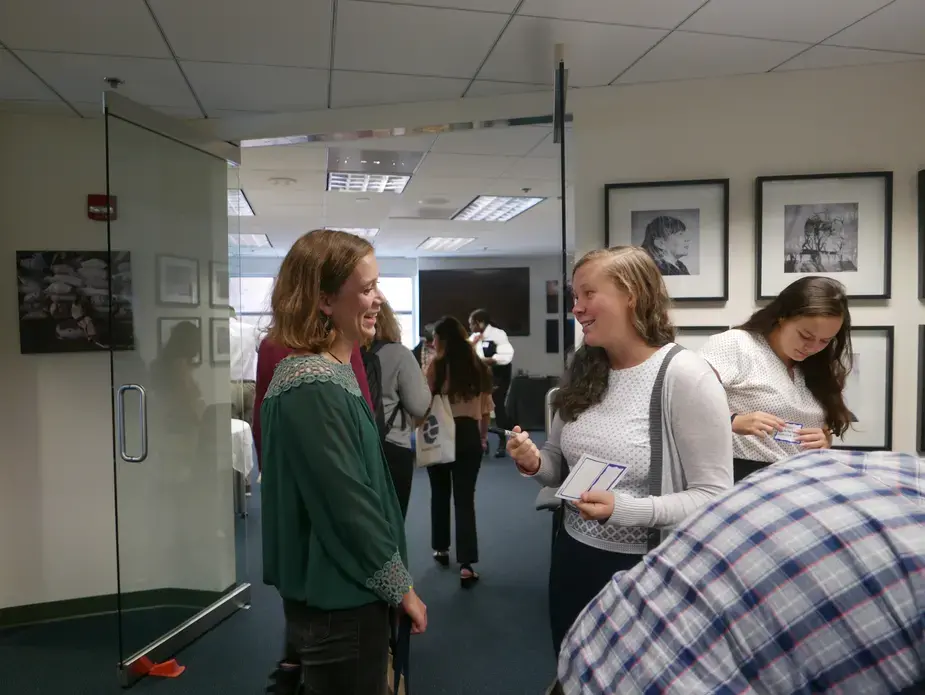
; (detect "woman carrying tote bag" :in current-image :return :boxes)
[424,316,493,589]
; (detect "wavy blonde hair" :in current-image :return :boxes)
[374,298,403,344]
[554,245,675,422]
[266,229,374,352]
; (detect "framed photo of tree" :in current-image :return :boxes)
[832,326,893,452]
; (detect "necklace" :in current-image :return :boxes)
[325,351,345,364]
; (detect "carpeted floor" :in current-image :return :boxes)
[0,443,556,694]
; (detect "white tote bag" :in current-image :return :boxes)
[415,394,456,468]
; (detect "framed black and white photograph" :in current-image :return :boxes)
[917,326,925,454]
[605,179,729,302]
[210,261,230,308]
[545,280,574,315]
[674,326,729,353]
[210,317,231,366]
[16,250,134,354]
[833,326,893,451]
[917,170,925,299]
[156,255,200,307]
[755,172,892,300]
[157,317,202,366]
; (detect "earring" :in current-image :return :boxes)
[321,312,334,335]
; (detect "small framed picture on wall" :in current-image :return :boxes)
[157,317,202,365]
[605,178,729,302]
[210,261,230,308]
[917,170,925,299]
[156,255,200,307]
[210,318,231,366]
[833,326,893,452]
[674,326,729,353]
[755,171,892,300]
[917,325,925,454]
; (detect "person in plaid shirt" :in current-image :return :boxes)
[559,450,925,695]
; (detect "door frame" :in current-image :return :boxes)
[102,91,250,688]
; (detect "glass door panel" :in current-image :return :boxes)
[103,92,249,683]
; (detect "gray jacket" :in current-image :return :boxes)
[377,342,432,449]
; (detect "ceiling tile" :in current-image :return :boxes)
[0,0,170,58]
[148,0,332,68]
[500,156,560,180]
[680,0,892,43]
[0,99,77,116]
[182,61,328,113]
[18,52,199,110]
[342,133,439,152]
[464,80,549,98]
[519,0,705,28]
[526,130,573,158]
[240,168,328,193]
[0,50,59,101]
[330,71,468,108]
[432,126,549,156]
[478,16,667,86]
[358,0,518,11]
[617,32,809,84]
[74,101,203,119]
[242,145,330,171]
[825,0,925,54]
[776,45,925,72]
[245,187,327,210]
[414,152,516,178]
[334,1,508,78]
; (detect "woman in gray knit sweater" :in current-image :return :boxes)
[508,246,734,656]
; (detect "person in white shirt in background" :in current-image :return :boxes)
[469,308,515,458]
[229,307,259,428]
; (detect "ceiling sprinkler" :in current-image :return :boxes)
[103,77,125,89]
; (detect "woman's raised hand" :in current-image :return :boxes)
[507,426,540,475]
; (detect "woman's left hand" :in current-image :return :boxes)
[575,490,615,521]
[798,427,831,450]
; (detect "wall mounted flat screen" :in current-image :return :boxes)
[419,267,530,337]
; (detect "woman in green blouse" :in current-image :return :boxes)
[260,229,427,694]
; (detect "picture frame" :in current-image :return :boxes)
[674,325,729,353]
[156,255,200,307]
[545,318,575,354]
[918,170,925,299]
[209,317,231,366]
[755,171,892,300]
[545,279,574,315]
[918,325,925,454]
[604,178,729,302]
[833,326,893,452]
[210,261,230,308]
[157,317,202,365]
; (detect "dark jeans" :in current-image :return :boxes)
[492,382,510,452]
[733,457,768,483]
[427,417,482,565]
[548,528,643,655]
[283,599,389,695]
[382,440,414,519]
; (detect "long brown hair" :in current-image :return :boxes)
[431,316,492,402]
[554,246,676,422]
[738,276,852,436]
[266,229,373,352]
[374,299,402,344]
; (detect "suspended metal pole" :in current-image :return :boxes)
[554,44,569,370]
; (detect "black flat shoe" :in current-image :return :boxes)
[433,550,449,567]
[460,564,480,589]
[266,661,300,694]
[494,449,506,459]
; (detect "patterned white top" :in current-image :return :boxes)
[699,329,826,464]
[557,344,672,553]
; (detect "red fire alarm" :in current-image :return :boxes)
[87,194,118,221]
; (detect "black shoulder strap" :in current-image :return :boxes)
[645,343,685,552]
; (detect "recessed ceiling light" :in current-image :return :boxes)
[452,195,545,222]
[269,176,297,186]
[327,173,410,193]
[230,233,272,247]
[417,236,475,253]
[325,227,379,238]
[228,189,254,216]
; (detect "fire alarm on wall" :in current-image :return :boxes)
[87,194,118,221]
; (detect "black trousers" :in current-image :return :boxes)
[491,381,510,453]
[382,440,414,519]
[548,528,643,655]
[283,599,390,695]
[733,457,769,483]
[427,417,482,564]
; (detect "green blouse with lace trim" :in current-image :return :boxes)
[260,354,412,610]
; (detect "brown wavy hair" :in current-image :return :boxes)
[374,299,402,344]
[266,229,374,352]
[430,316,492,402]
[554,246,675,422]
[738,276,853,436]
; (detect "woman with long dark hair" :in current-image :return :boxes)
[426,315,493,589]
[700,276,852,482]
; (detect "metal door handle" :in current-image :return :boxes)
[116,384,148,463]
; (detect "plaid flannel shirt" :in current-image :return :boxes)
[559,450,925,694]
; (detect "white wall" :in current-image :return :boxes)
[0,113,237,611]
[570,61,925,453]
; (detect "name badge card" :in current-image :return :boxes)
[774,422,803,444]
[555,454,628,501]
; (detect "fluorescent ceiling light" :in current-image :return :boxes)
[453,195,545,222]
[228,189,254,216]
[229,233,271,247]
[325,227,380,238]
[240,135,311,148]
[327,173,410,194]
[417,236,475,253]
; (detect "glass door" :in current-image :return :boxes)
[103,92,250,686]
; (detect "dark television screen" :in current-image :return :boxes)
[419,267,530,337]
